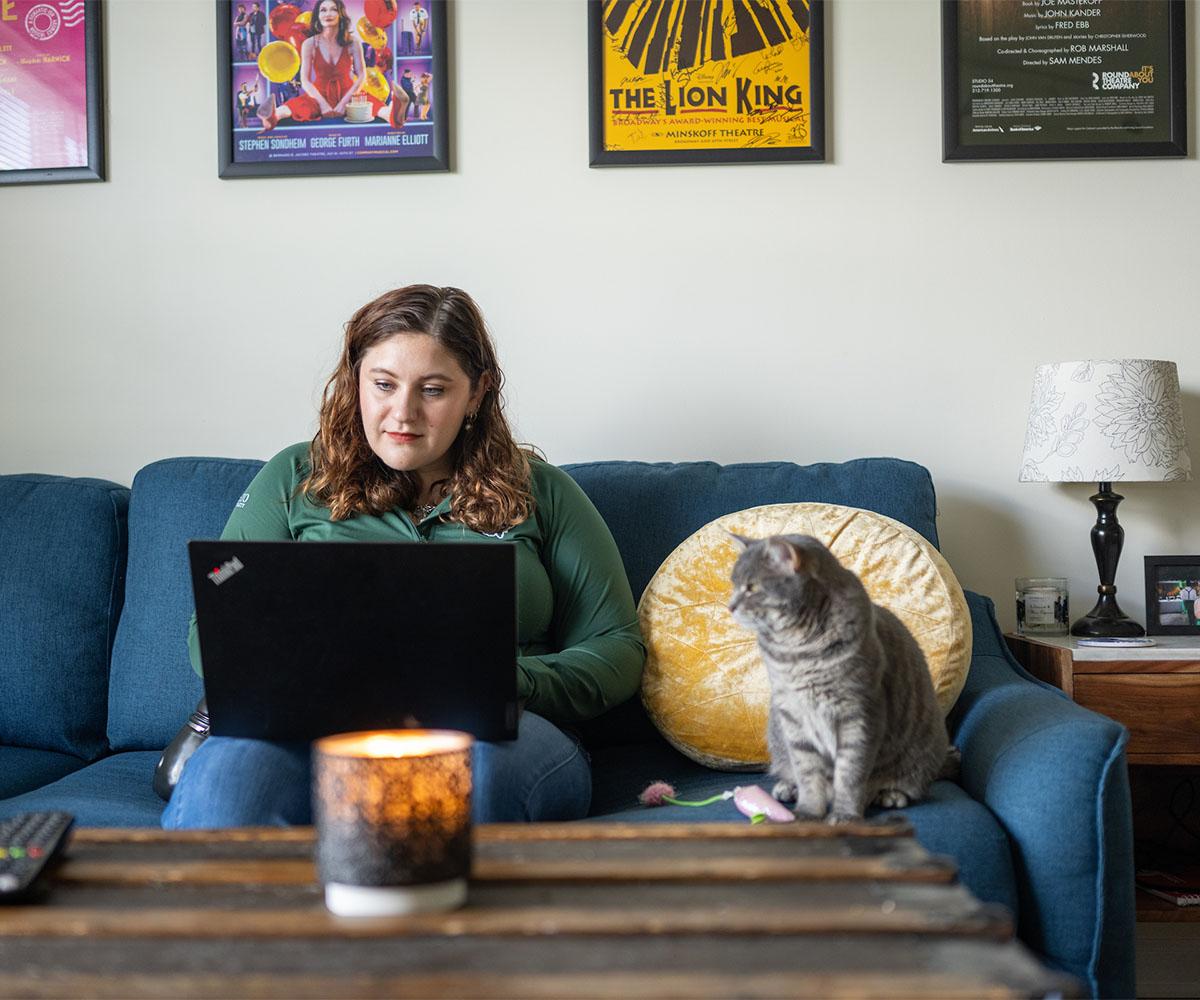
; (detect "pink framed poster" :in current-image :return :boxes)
[0,0,104,184]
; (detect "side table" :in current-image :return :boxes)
[1004,632,1200,924]
[1002,633,1200,766]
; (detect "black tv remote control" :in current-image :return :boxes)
[0,811,74,901]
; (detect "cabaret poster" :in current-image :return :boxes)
[588,0,825,166]
[0,0,104,184]
[943,0,1186,159]
[218,0,447,178]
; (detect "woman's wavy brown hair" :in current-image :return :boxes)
[301,285,537,532]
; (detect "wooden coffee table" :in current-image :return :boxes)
[0,821,1078,998]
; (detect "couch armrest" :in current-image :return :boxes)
[950,593,1135,1000]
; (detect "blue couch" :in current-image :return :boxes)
[0,456,1134,997]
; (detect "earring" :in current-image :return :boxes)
[464,412,477,432]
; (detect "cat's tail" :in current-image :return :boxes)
[937,745,962,781]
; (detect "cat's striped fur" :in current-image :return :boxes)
[728,533,954,823]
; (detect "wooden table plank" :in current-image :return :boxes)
[13,876,989,914]
[70,821,914,845]
[52,828,954,885]
[0,877,1012,940]
[0,903,1011,939]
[0,937,1079,998]
[0,968,1054,999]
[49,850,953,886]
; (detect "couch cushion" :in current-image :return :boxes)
[104,456,937,753]
[0,751,165,827]
[562,459,940,602]
[588,740,1017,916]
[564,459,940,749]
[0,474,128,760]
[107,458,264,751]
[0,746,88,799]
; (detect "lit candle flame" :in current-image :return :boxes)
[317,730,473,760]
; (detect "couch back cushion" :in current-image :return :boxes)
[562,459,940,747]
[562,459,940,601]
[105,455,938,751]
[107,458,264,750]
[0,475,129,759]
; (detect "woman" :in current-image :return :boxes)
[258,0,409,131]
[416,71,431,120]
[163,286,645,827]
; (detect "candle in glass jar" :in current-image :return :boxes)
[1016,577,1069,636]
[313,729,473,917]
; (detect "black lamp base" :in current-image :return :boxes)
[1069,482,1146,639]
[1070,610,1146,639]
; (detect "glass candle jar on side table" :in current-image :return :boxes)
[1016,577,1070,636]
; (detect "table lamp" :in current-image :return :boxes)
[1020,359,1191,638]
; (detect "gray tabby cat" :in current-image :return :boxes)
[728,533,955,823]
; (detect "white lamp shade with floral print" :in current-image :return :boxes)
[1020,360,1191,483]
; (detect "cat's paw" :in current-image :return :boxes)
[771,780,798,803]
[872,788,911,809]
[826,811,863,826]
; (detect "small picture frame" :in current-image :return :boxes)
[1144,555,1200,636]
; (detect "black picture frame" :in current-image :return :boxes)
[588,0,825,167]
[942,0,1186,161]
[0,0,105,185]
[216,0,449,178]
[1144,555,1200,636]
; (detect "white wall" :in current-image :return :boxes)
[3,0,1198,630]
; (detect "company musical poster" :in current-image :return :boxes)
[218,0,447,178]
[0,0,103,184]
[943,0,1185,159]
[588,0,824,166]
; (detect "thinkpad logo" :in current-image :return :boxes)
[207,557,244,585]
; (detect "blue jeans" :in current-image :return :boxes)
[162,712,590,828]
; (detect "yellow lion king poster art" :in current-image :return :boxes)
[590,0,825,164]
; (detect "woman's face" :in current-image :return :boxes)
[358,333,484,488]
[317,0,340,28]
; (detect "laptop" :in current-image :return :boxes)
[188,541,519,742]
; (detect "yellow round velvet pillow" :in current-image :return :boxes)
[637,504,972,770]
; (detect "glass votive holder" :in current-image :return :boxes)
[1016,577,1070,636]
[313,729,473,917]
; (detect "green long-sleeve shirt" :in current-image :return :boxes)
[188,443,646,727]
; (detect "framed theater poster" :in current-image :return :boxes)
[588,0,825,166]
[943,0,1186,160]
[217,0,448,178]
[0,0,105,184]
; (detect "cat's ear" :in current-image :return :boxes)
[766,537,803,573]
[727,531,753,551]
